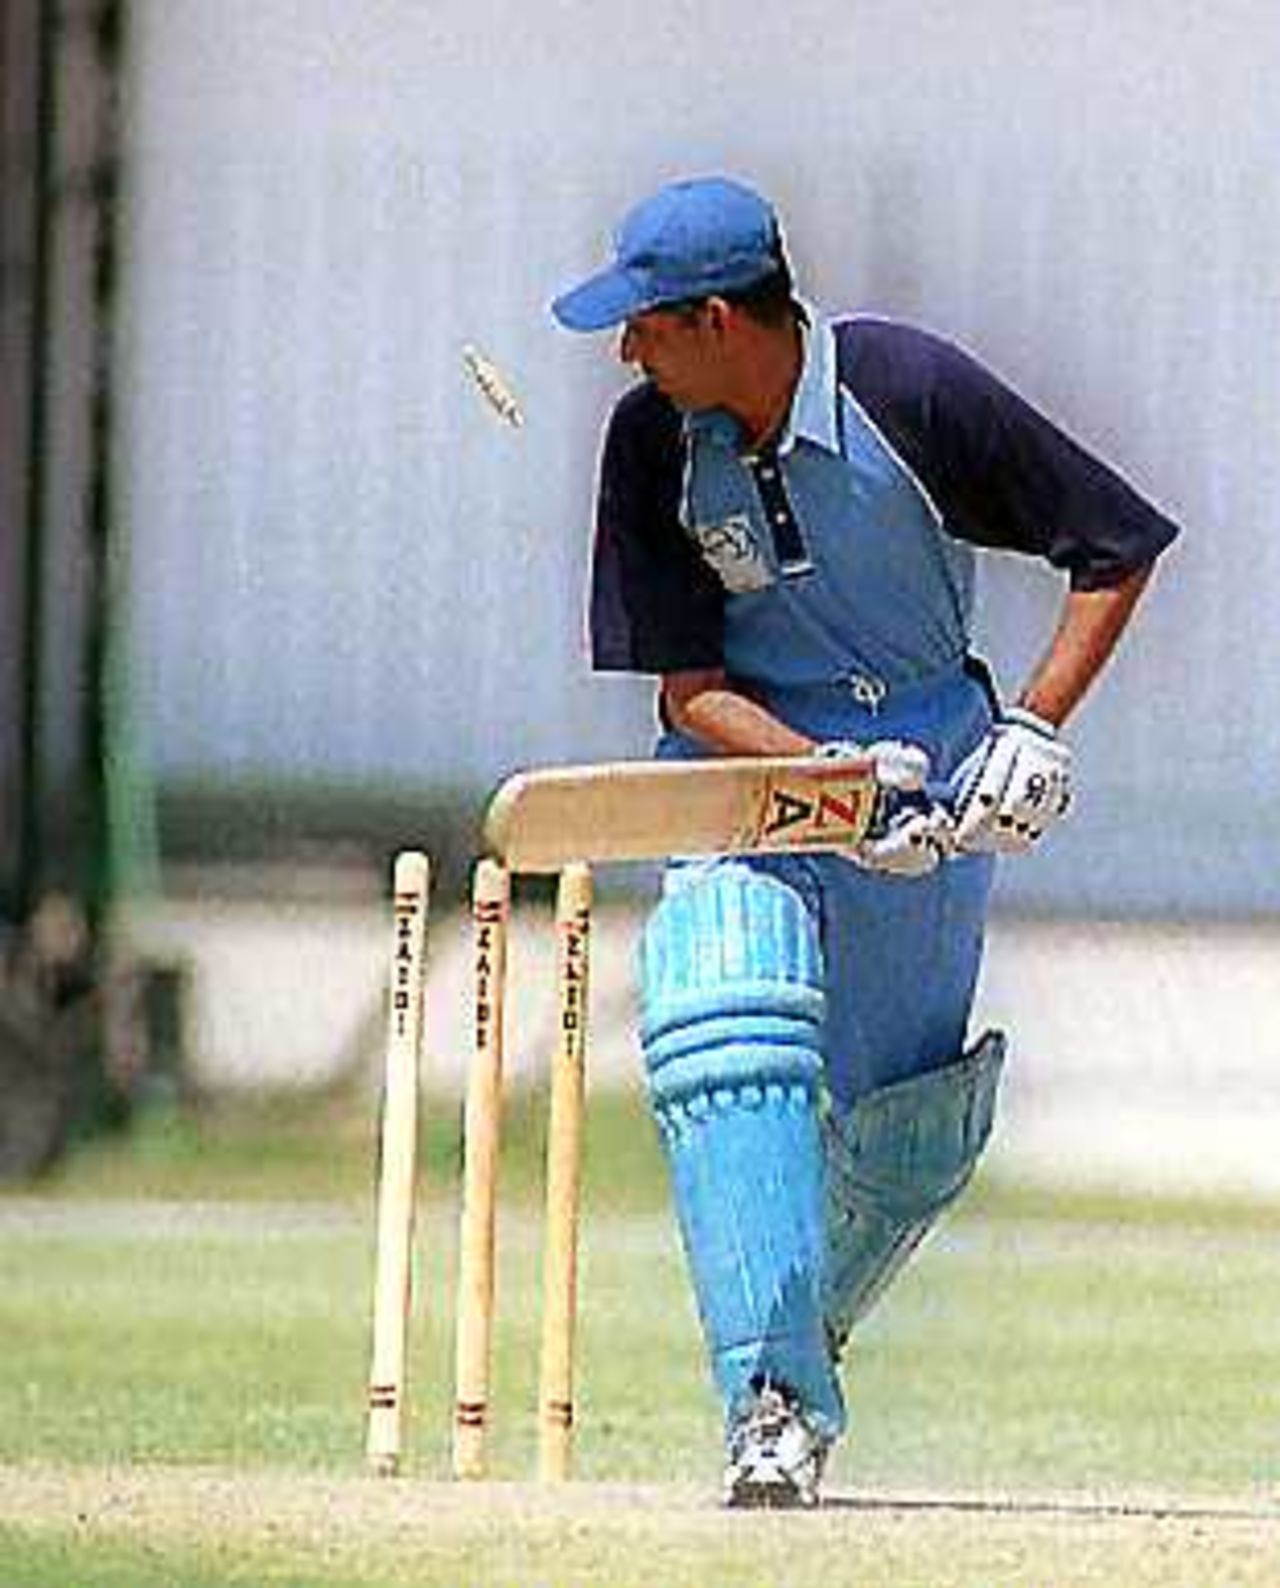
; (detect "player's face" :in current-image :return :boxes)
[619,306,726,411]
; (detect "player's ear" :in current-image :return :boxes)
[701,297,733,337]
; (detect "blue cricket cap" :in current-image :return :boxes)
[551,176,784,332]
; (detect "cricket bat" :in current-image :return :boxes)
[484,755,886,872]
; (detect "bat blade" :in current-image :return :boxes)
[484,756,882,872]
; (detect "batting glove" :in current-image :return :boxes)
[818,739,955,878]
[952,707,1072,855]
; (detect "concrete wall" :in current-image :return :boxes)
[121,880,1280,1199]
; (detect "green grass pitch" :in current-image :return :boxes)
[0,1085,1278,1586]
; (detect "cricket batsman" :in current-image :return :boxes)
[551,175,1179,1507]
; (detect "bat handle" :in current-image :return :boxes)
[925,777,958,811]
[897,777,958,809]
[873,777,958,830]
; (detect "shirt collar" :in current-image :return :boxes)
[782,304,840,455]
[684,301,840,456]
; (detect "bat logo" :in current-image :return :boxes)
[759,780,874,845]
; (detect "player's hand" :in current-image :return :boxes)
[815,736,928,789]
[952,707,1072,855]
[818,739,955,878]
[858,798,955,877]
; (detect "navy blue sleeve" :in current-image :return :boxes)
[836,320,1181,590]
[589,382,725,673]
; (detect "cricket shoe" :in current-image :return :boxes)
[722,1381,830,1510]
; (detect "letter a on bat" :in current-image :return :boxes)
[764,789,816,836]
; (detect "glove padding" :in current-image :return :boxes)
[818,739,955,878]
[953,707,1072,855]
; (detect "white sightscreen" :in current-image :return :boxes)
[116,0,1280,911]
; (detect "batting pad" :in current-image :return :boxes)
[640,862,844,1437]
[823,1030,1006,1356]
